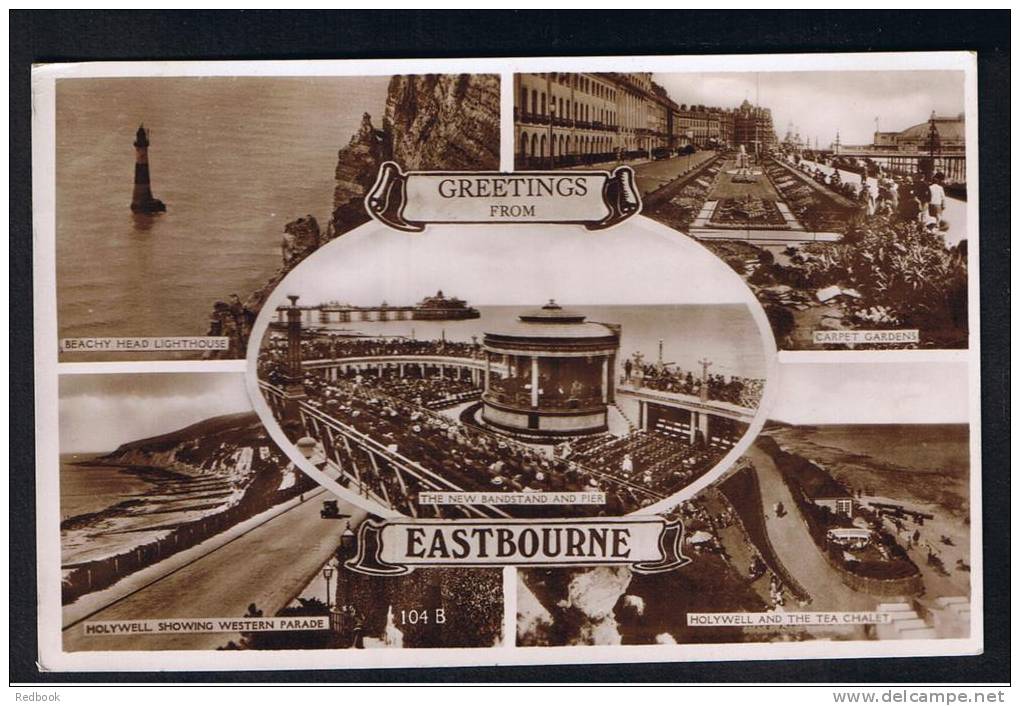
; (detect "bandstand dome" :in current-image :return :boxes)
[484,300,618,347]
[480,301,620,438]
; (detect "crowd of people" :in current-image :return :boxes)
[258,334,750,516]
[625,359,765,409]
[297,373,666,517]
[276,336,483,363]
[560,427,728,497]
[335,367,481,411]
[790,155,952,231]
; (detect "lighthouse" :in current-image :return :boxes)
[130,124,166,214]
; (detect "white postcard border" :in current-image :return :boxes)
[31,50,983,672]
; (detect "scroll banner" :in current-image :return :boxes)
[345,517,690,576]
[365,161,641,232]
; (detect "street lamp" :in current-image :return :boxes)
[322,561,335,610]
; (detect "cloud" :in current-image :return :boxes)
[59,373,252,453]
[770,360,969,425]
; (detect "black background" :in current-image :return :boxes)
[9,10,1010,684]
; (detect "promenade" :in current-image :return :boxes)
[799,159,967,247]
[629,151,718,196]
[567,151,717,197]
[62,492,350,652]
[745,444,875,613]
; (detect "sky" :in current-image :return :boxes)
[269,219,754,309]
[59,373,252,453]
[652,70,966,147]
[770,360,970,425]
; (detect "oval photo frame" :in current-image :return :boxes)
[245,215,779,520]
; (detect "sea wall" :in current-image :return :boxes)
[61,479,316,605]
[757,436,923,598]
[62,413,314,603]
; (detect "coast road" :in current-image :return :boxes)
[746,443,875,612]
[62,494,345,652]
[631,152,716,196]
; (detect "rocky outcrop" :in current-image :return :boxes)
[329,113,388,237]
[568,566,632,645]
[516,573,556,643]
[327,74,500,236]
[383,74,500,172]
[208,74,500,357]
[281,215,321,269]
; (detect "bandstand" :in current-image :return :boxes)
[481,300,620,437]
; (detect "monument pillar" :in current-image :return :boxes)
[282,294,307,422]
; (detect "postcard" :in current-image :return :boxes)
[32,51,981,671]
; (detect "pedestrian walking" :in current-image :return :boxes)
[928,171,947,221]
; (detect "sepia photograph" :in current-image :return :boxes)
[518,360,972,646]
[513,70,970,350]
[24,37,995,679]
[54,73,500,361]
[58,372,503,652]
[250,218,775,520]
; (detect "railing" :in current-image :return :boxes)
[298,377,667,504]
[484,389,604,412]
[617,383,757,422]
[299,402,510,520]
[515,111,622,134]
[303,353,490,371]
[260,380,510,520]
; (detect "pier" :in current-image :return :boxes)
[274,304,415,325]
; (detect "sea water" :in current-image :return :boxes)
[56,76,389,358]
[312,303,767,380]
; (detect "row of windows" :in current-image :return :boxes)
[519,87,618,127]
[517,131,621,158]
[516,130,670,159]
[518,87,737,138]
[539,72,619,101]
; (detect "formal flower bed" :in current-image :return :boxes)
[764,160,857,232]
[709,196,788,229]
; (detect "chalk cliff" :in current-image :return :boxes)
[329,73,501,237]
[100,412,281,483]
[209,73,500,355]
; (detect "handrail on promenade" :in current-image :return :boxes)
[263,375,668,505]
[617,383,758,422]
[297,401,511,520]
[259,379,507,519]
[308,376,667,503]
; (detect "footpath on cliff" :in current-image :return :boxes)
[746,443,877,614]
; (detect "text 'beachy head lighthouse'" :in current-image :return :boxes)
[131,124,167,214]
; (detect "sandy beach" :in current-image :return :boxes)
[765,423,971,599]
